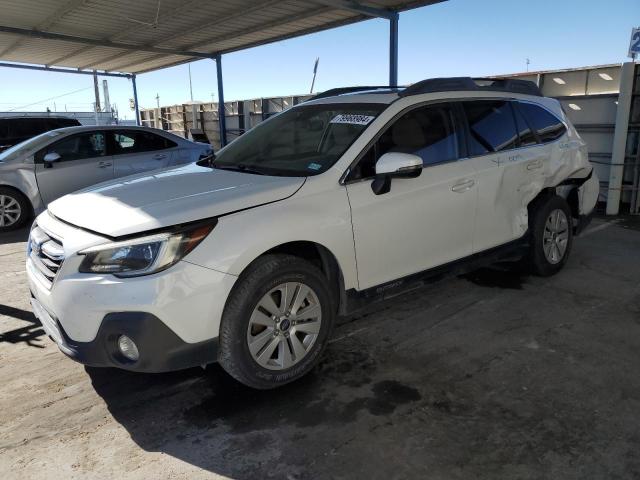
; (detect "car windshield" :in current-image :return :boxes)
[0,129,65,161]
[213,103,385,176]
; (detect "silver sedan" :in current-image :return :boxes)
[0,125,212,231]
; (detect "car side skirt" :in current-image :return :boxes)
[342,235,529,315]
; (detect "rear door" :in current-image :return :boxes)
[461,99,541,252]
[34,131,113,204]
[109,130,177,177]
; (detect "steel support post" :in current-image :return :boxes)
[389,13,399,87]
[215,54,227,148]
[131,74,140,126]
[606,62,635,215]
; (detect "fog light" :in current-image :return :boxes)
[117,335,139,361]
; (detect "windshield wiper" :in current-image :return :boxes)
[196,153,216,168]
[214,164,267,176]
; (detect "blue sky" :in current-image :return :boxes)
[1,0,638,120]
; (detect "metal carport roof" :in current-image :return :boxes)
[0,0,444,74]
[0,0,446,144]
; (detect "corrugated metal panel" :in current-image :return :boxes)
[0,0,446,73]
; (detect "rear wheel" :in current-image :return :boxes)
[219,254,335,389]
[526,195,573,276]
[0,187,30,232]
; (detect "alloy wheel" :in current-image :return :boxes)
[543,208,569,264]
[0,194,21,228]
[246,282,322,370]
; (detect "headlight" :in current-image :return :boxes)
[78,222,214,277]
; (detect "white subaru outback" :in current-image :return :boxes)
[27,78,599,389]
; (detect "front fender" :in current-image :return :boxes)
[184,182,359,290]
[0,163,42,213]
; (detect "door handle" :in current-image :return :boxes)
[526,159,543,171]
[153,153,167,160]
[451,179,475,193]
[97,161,112,168]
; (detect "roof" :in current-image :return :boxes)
[307,90,401,105]
[0,115,79,120]
[0,0,446,75]
[51,124,181,133]
[307,77,544,104]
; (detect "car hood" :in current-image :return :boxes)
[48,163,305,237]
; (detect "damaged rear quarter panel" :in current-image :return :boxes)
[472,101,595,253]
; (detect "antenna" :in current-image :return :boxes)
[310,57,319,94]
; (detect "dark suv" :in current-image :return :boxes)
[0,117,82,152]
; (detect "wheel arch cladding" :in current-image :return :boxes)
[528,185,580,219]
[239,241,347,315]
[0,183,30,203]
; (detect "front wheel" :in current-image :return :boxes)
[0,187,31,232]
[219,254,335,389]
[526,195,573,277]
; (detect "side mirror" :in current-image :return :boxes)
[43,152,61,168]
[372,152,422,195]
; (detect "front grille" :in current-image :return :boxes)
[28,225,65,289]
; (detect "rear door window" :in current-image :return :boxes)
[111,130,175,155]
[462,101,518,156]
[517,102,566,143]
[511,102,538,147]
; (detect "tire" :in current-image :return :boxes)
[526,194,573,277]
[219,254,335,389]
[0,187,31,232]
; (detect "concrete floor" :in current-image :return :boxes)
[1,217,639,480]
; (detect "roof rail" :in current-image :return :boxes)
[398,77,542,98]
[308,86,397,101]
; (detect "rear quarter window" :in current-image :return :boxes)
[517,102,566,143]
[53,118,81,128]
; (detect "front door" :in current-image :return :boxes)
[345,103,477,290]
[35,131,113,204]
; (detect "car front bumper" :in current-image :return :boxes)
[27,254,237,372]
[31,296,218,372]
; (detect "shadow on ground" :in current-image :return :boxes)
[0,226,29,245]
[85,263,640,479]
[0,304,44,347]
[86,325,425,479]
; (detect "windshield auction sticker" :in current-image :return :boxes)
[330,114,375,126]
